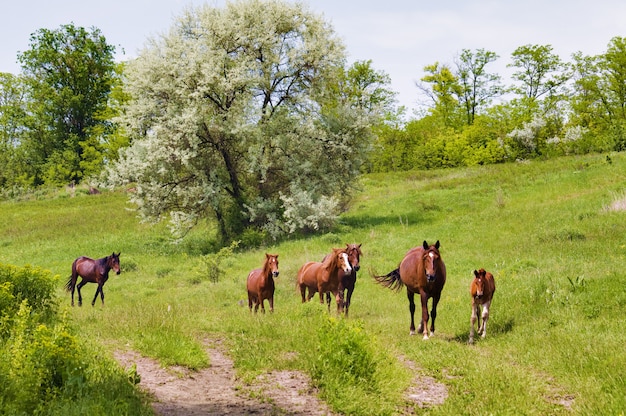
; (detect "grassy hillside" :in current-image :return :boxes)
[1,153,625,414]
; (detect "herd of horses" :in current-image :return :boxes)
[65,241,496,342]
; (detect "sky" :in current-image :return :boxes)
[2,0,626,114]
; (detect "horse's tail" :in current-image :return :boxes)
[372,267,404,292]
[65,260,77,292]
[65,275,75,292]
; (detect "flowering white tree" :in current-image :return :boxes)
[105,0,373,242]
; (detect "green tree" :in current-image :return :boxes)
[455,48,503,125]
[571,37,626,151]
[338,60,396,114]
[105,0,372,243]
[18,23,117,185]
[417,62,464,128]
[508,44,570,121]
[0,73,30,187]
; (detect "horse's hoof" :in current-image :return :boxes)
[423,334,429,340]
[409,330,416,336]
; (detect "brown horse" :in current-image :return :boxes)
[246,253,279,313]
[338,243,362,317]
[373,241,446,339]
[297,247,352,313]
[65,252,121,307]
[469,268,496,343]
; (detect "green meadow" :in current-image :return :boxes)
[1,152,626,415]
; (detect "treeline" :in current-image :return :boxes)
[1,3,625,242]
[372,40,626,171]
[1,24,624,190]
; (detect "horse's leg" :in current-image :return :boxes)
[419,291,430,340]
[344,286,353,317]
[248,294,253,312]
[259,299,265,314]
[407,290,416,336]
[70,275,77,307]
[470,301,479,344]
[269,296,274,313]
[299,284,307,303]
[480,300,491,338]
[334,290,343,314]
[430,293,441,336]
[76,279,88,307]
[92,283,103,306]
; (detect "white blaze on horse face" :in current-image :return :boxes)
[340,253,352,273]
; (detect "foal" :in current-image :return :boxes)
[469,268,496,343]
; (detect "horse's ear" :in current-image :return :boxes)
[116,252,121,257]
[422,241,429,249]
[434,240,440,249]
[473,270,479,277]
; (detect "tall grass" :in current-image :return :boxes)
[1,153,626,414]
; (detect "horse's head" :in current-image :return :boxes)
[266,253,279,278]
[422,240,441,282]
[346,243,362,272]
[334,248,352,274]
[109,252,121,275]
[472,269,486,299]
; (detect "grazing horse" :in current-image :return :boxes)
[246,253,280,313]
[65,252,121,307]
[373,241,446,339]
[297,248,352,313]
[469,268,496,343]
[338,243,362,317]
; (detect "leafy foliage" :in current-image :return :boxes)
[0,263,151,415]
[104,0,373,243]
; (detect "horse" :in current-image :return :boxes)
[469,268,496,344]
[246,253,279,313]
[297,247,352,313]
[65,252,121,307]
[318,244,362,316]
[373,241,446,339]
[338,243,362,317]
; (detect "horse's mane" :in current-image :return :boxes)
[322,248,342,270]
[262,254,277,276]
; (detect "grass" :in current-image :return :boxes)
[1,152,626,414]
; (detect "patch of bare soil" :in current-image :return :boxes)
[401,356,449,410]
[115,341,450,415]
[114,341,335,415]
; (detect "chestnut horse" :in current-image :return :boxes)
[373,241,446,339]
[469,268,496,343]
[246,254,279,313]
[65,252,121,307]
[297,247,352,313]
[338,243,362,317]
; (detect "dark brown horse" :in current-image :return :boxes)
[373,241,446,339]
[297,247,352,313]
[469,268,496,343]
[338,243,362,317]
[246,253,279,313]
[65,252,121,307]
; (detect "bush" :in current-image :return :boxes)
[0,264,58,337]
[0,263,152,415]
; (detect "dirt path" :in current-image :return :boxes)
[114,341,447,415]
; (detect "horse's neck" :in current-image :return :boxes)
[322,255,336,271]
[99,257,111,274]
[261,263,273,279]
